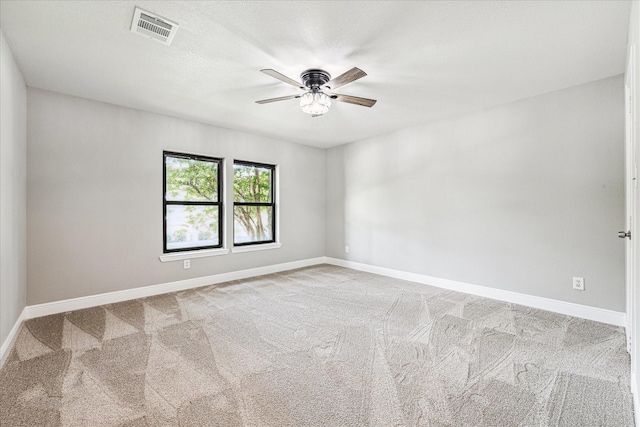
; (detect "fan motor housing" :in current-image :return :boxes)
[301,69,331,89]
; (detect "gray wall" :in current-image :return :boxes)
[27,89,325,305]
[24,74,626,312]
[326,76,625,312]
[627,0,639,400]
[0,32,27,347]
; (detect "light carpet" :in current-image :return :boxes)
[0,264,634,426]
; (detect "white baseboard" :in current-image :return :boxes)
[1,257,324,365]
[325,257,626,327]
[24,257,326,320]
[1,256,627,367]
[0,307,26,368]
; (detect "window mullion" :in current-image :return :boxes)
[166,201,219,206]
[233,202,273,207]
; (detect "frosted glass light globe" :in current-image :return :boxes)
[300,91,331,115]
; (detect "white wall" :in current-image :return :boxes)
[326,76,625,312]
[0,32,27,349]
[27,89,325,304]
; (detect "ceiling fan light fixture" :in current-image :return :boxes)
[256,67,375,114]
[300,91,331,115]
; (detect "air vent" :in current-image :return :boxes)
[130,7,179,45]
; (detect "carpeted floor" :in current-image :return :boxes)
[0,264,634,426]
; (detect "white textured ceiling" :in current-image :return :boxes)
[0,1,632,148]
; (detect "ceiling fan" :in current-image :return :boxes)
[256,67,377,116]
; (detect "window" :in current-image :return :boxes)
[163,151,223,253]
[234,160,276,246]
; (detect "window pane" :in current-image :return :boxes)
[166,156,218,202]
[234,164,272,203]
[166,205,219,250]
[234,206,273,244]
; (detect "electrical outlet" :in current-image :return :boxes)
[345,246,350,254]
[184,259,191,269]
[572,277,584,291]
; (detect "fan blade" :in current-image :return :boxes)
[325,67,367,90]
[330,94,377,108]
[255,94,300,104]
[260,69,305,89]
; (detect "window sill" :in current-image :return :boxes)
[159,248,229,263]
[232,243,281,253]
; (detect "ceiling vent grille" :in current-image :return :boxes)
[130,7,179,45]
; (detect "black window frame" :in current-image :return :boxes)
[233,160,276,247]
[163,151,223,253]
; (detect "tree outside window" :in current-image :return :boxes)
[163,152,223,252]
[234,161,276,245]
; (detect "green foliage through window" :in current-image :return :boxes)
[164,152,223,252]
[234,161,275,245]
[166,156,218,202]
